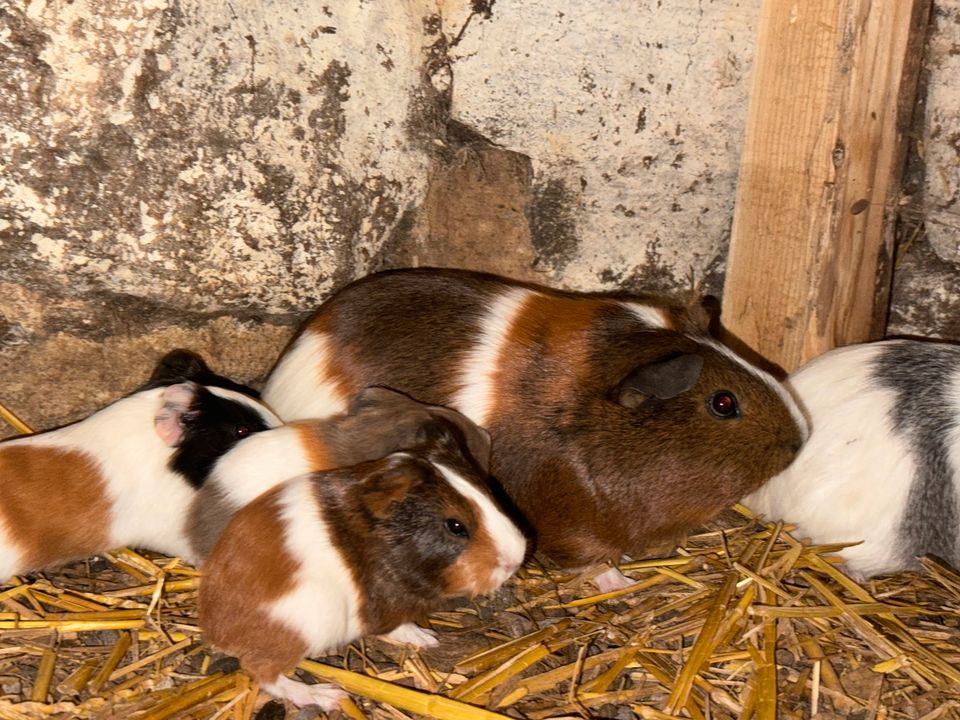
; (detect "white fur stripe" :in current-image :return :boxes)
[702,337,809,439]
[621,301,670,329]
[435,463,526,570]
[207,386,283,428]
[451,287,533,427]
[267,476,362,653]
[263,332,349,422]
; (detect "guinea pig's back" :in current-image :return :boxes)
[263,269,519,422]
[746,340,960,577]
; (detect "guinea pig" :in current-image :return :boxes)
[199,423,527,709]
[262,268,807,590]
[187,385,502,564]
[743,339,960,579]
[0,350,280,579]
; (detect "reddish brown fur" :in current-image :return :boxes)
[441,495,500,596]
[292,421,334,470]
[0,446,111,572]
[493,294,608,418]
[307,314,361,405]
[199,488,306,685]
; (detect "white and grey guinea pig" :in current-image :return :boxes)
[744,339,960,579]
[199,420,527,710]
[187,385,505,562]
[261,268,807,591]
[0,350,280,579]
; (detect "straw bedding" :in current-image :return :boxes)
[2,410,960,719]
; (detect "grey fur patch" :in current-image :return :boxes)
[871,341,960,569]
[187,484,239,562]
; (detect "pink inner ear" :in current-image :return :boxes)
[154,383,197,447]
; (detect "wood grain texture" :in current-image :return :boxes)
[722,0,932,372]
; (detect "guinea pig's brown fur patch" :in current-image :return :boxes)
[292,421,334,470]
[0,446,111,572]
[199,488,307,684]
[441,496,500,596]
[311,458,482,637]
[306,315,361,406]
[492,294,607,417]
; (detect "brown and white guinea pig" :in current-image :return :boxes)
[744,339,960,579]
[262,268,807,590]
[199,421,527,709]
[187,385,504,564]
[0,350,280,580]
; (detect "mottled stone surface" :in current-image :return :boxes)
[923,3,960,263]
[448,0,757,295]
[1,0,449,434]
[887,2,960,340]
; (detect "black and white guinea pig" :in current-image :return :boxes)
[199,421,527,709]
[262,268,807,590]
[0,350,279,579]
[744,339,960,579]
[187,385,502,562]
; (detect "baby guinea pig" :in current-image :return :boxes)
[186,385,501,562]
[744,339,960,579]
[0,350,280,579]
[199,421,527,709]
[262,268,807,590]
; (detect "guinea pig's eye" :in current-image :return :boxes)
[707,391,739,419]
[444,518,470,539]
[235,424,251,438]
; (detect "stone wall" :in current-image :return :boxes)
[888,2,960,340]
[1,0,959,437]
[1,0,447,432]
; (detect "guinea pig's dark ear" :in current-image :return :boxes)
[427,407,492,473]
[146,350,213,388]
[362,466,413,518]
[615,354,704,409]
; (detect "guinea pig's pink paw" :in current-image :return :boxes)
[382,622,439,648]
[261,675,346,710]
[592,566,635,594]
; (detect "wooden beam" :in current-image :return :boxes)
[721,0,931,372]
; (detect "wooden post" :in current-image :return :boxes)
[721,0,931,372]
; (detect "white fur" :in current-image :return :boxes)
[206,425,314,509]
[260,675,345,710]
[436,463,526,587]
[451,287,534,427]
[266,476,362,654]
[0,520,23,580]
[743,343,916,577]
[263,332,348,421]
[621,301,670,329]
[383,622,439,648]
[592,566,635,593]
